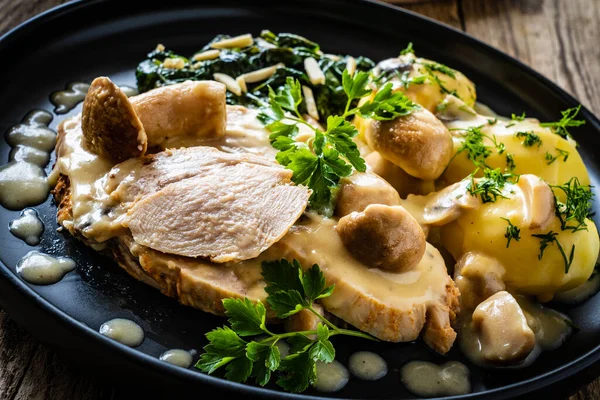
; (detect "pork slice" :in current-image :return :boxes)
[271,213,460,353]
[120,149,310,262]
[106,146,277,204]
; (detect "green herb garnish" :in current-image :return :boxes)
[540,105,585,140]
[195,260,376,393]
[505,153,516,171]
[511,112,526,121]
[516,131,542,147]
[545,148,570,165]
[259,72,418,215]
[550,177,594,232]
[501,217,521,248]
[454,126,506,168]
[399,42,414,56]
[466,168,518,203]
[531,231,575,273]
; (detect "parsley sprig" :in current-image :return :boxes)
[540,105,585,140]
[195,259,376,393]
[259,71,419,215]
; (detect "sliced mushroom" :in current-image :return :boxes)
[363,107,453,180]
[471,291,536,365]
[517,174,555,230]
[454,252,506,311]
[422,180,480,226]
[130,80,226,147]
[335,172,401,217]
[335,204,426,272]
[81,77,147,162]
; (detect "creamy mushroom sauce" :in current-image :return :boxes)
[0,110,55,210]
[16,251,75,285]
[99,318,144,347]
[50,82,91,114]
[313,360,349,393]
[347,351,387,380]
[9,208,44,245]
[400,361,471,397]
[159,349,194,368]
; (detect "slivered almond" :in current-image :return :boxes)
[213,73,242,96]
[302,85,319,121]
[163,58,185,69]
[210,34,253,49]
[238,63,285,84]
[193,49,220,61]
[346,56,357,76]
[236,76,248,94]
[304,57,326,86]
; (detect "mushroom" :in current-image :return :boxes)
[422,180,480,226]
[364,151,435,197]
[517,174,555,230]
[453,252,506,311]
[335,204,426,272]
[471,291,536,365]
[81,77,147,163]
[363,107,453,180]
[335,172,401,217]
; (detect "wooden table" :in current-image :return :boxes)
[0,0,598,398]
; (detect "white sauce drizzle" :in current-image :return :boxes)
[347,351,387,380]
[401,361,471,397]
[313,360,349,393]
[0,110,55,210]
[16,251,75,285]
[9,208,43,245]
[99,318,144,347]
[50,82,91,114]
[159,349,193,368]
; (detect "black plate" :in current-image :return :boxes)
[1,1,600,399]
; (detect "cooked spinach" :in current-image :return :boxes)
[135,30,375,119]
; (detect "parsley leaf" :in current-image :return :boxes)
[540,105,585,140]
[260,72,414,216]
[358,82,420,120]
[196,260,377,393]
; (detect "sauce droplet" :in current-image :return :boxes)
[0,110,55,210]
[99,318,144,347]
[400,361,471,397]
[9,208,44,245]
[159,349,193,368]
[16,251,75,285]
[313,360,349,393]
[348,351,387,380]
[50,82,91,114]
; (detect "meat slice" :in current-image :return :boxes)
[105,146,277,204]
[81,77,147,162]
[271,213,460,353]
[130,80,226,147]
[109,147,310,262]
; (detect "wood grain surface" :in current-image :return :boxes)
[0,0,599,399]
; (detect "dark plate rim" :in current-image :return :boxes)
[1,0,600,399]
